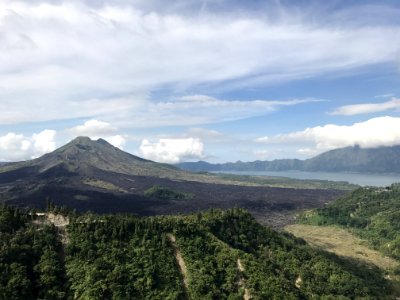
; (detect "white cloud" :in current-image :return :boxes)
[66,119,118,137]
[32,130,57,154]
[330,98,400,116]
[0,1,399,126]
[0,130,57,161]
[186,127,226,141]
[105,135,126,149]
[257,116,400,156]
[66,119,126,149]
[140,138,204,163]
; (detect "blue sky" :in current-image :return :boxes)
[0,0,400,163]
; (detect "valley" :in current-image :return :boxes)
[2,1,399,298]
[1,137,400,298]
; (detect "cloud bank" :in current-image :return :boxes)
[66,119,126,149]
[140,138,204,163]
[0,130,57,161]
[257,116,400,156]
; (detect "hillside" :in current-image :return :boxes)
[298,184,400,263]
[0,137,345,228]
[177,145,400,173]
[0,205,393,299]
[304,145,400,173]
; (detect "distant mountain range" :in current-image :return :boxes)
[177,145,400,174]
[0,136,342,227]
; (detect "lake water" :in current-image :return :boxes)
[213,170,400,187]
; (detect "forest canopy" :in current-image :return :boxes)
[0,204,392,299]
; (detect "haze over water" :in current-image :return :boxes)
[214,171,400,187]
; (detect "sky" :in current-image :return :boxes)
[1,0,400,163]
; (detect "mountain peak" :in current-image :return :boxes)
[64,136,115,151]
[70,136,93,144]
[0,135,183,181]
[25,135,180,177]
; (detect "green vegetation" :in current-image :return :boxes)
[66,214,184,299]
[298,184,400,261]
[144,185,195,200]
[0,204,393,299]
[0,205,67,299]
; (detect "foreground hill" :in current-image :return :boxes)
[0,205,392,299]
[177,145,400,173]
[0,137,344,228]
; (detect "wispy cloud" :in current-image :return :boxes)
[116,95,320,127]
[374,93,395,99]
[1,1,400,126]
[257,116,400,156]
[330,98,400,116]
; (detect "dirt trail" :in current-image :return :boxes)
[34,213,70,245]
[237,258,251,300]
[167,233,190,294]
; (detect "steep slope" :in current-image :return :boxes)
[298,183,400,262]
[294,184,400,296]
[0,205,393,299]
[177,145,400,174]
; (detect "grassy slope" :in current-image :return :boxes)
[297,184,400,260]
[285,224,400,298]
[285,224,399,271]
[287,184,400,297]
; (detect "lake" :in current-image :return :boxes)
[212,170,400,187]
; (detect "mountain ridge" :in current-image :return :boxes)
[177,145,400,174]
